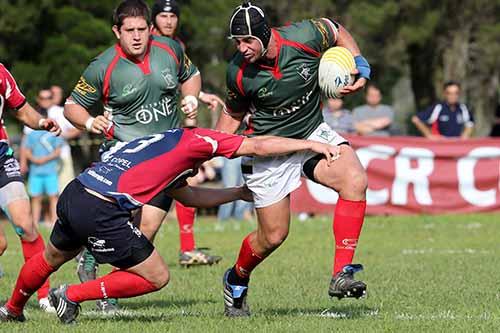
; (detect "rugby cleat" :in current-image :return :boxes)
[0,305,26,322]
[223,269,250,317]
[96,298,119,313]
[179,248,222,267]
[76,249,98,283]
[39,297,56,313]
[48,285,80,324]
[328,264,367,300]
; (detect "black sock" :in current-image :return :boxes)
[227,266,249,286]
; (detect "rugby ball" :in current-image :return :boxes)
[318,47,356,99]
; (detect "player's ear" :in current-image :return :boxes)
[112,25,121,39]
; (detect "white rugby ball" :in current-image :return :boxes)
[318,47,356,99]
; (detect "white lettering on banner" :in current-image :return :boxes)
[356,145,396,205]
[392,148,434,206]
[457,147,500,207]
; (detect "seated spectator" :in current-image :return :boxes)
[489,103,500,137]
[353,84,394,136]
[322,98,353,133]
[24,129,63,226]
[412,81,474,139]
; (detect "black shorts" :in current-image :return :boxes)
[50,179,154,269]
[0,152,24,188]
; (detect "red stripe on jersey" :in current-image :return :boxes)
[281,38,321,58]
[431,121,440,135]
[104,123,115,140]
[257,30,284,80]
[151,40,179,66]
[0,63,26,110]
[236,61,249,96]
[102,48,121,105]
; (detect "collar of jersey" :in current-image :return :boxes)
[254,29,283,80]
[115,40,153,75]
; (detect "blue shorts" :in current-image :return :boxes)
[28,174,59,196]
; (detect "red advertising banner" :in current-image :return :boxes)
[291,136,500,215]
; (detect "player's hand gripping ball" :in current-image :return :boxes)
[318,47,356,99]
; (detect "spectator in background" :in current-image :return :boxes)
[352,84,394,136]
[48,85,81,191]
[322,98,353,133]
[412,81,474,139]
[489,103,500,137]
[217,156,253,222]
[24,129,63,226]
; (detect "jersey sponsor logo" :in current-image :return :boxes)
[135,97,175,124]
[161,68,177,89]
[87,169,113,186]
[74,76,97,95]
[311,19,330,50]
[257,87,273,99]
[122,83,137,97]
[297,63,313,81]
[273,89,314,117]
[88,237,115,253]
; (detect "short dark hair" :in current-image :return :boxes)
[443,81,461,90]
[366,84,380,94]
[113,0,151,28]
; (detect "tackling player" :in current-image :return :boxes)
[0,63,61,313]
[150,0,226,267]
[0,127,340,324]
[64,0,201,311]
[216,3,371,316]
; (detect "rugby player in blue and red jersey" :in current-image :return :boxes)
[0,64,61,313]
[0,127,339,324]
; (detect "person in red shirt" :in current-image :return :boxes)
[0,63,61,312]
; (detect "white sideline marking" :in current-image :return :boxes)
[401,248,491,255]
[395,311,495,321]
[318,308,379,318]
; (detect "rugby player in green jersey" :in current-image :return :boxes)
[151,0,225,267]
[217,3,371,316]
[63,0,202,312]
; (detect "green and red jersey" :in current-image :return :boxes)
[225,18,339,139]
[69,35,199,143]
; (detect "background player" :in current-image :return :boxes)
[151,0,226,267]
[216,3,371,316]
[0,63,61,313]
[63,0,202,312]
[0,127,340,324]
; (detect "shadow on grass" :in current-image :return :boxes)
[122,297,215,310]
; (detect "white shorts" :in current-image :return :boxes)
[243,123,347,208]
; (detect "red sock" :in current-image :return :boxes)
[176,202,196,252]
[66,270,158,303]
[332,198,366,275]
[6,252,55,315]
[21,234,50,299]
[234,234,267,279]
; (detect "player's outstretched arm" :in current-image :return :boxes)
[166,185,252,208]
[64,101,109,134]
[235,136,339,165]
[16,102,61,135]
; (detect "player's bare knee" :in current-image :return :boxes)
[263,229,289,249]
[151,268,170,289]
[342,168,368,200]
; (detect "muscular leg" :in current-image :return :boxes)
[5,241,79,315]
[30,196,42,227]
[229,197,291,283]
[0,225,7,256]
[312,145,367,276]
[67,249,169,302]
[136,204,168,242]
[6,198,51,300]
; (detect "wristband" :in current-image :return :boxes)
[85,117,95,132]
[38,118,46,129]
[354,55,371,80]
[198,91,205,99]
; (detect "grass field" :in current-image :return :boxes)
[1,213,500,332]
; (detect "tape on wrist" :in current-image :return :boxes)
[85,117,95,132]
[354,55,371,80]
[183,95,199,112]
[38,118,46,129]
[198,91,205,99]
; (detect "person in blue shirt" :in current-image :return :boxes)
[24,130,63,226]
[412,81,474,139]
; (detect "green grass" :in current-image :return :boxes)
[1,213,500,332]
